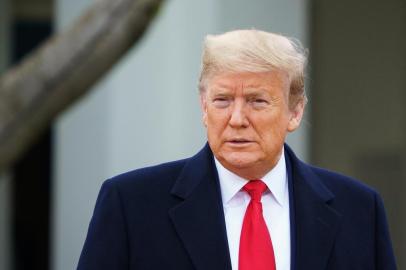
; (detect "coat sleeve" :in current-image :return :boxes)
[77,179,129,270]
[374,192,397,270]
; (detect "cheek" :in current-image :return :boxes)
[207,119,222,139]
[257,114,290,142]
[206,113,220,135]
[207,109,229,129]
[206,113,230,147]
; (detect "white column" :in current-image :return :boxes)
[52,1,112,270]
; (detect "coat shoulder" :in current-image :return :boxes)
[310,165,376,194]
[103,158,190,195]
[284,144,377,200]
[305,164,380,207]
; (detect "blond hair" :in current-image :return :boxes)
[199,29,308,108]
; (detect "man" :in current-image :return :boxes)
[77,30,397,269]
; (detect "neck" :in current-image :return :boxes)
[223,165,270,180]
[218,156,282,180]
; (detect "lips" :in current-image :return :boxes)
[227,138,253,144]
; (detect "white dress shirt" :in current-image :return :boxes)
[215,150,291,270]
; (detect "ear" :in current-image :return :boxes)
[287,99,305,132]
[200,93,208,127]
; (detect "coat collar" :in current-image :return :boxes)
[169,143,232,270]
[285,144,342,270]
[169,143,342,270]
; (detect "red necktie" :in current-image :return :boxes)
[239,180,276,270]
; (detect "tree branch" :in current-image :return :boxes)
[0,0,164,170]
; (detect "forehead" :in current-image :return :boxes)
[206,71,290,94]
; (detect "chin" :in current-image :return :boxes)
[223,154,258,169]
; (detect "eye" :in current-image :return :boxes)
[249,98,269,108]
[254,99,268,104]
[212,97,231,108]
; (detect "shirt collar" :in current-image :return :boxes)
[214,148,288,207]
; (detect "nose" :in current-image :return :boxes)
[229,100,249,128]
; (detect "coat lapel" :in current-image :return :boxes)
[168,143,341,270]
[285,145,342,270]
[169,144,232,270]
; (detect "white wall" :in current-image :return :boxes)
[52,1,309,269]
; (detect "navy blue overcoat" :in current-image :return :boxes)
[78,144,396,269]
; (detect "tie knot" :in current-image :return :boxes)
[243,180,267,202]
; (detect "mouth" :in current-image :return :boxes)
[226,139,254,146]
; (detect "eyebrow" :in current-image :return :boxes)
[209,87,233,95]
[210,92,232,100]
[244,88,269,96]
[245,92,267,98]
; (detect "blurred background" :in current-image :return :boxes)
[0,0,404,269]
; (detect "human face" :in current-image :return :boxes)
[201,71,304,179]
